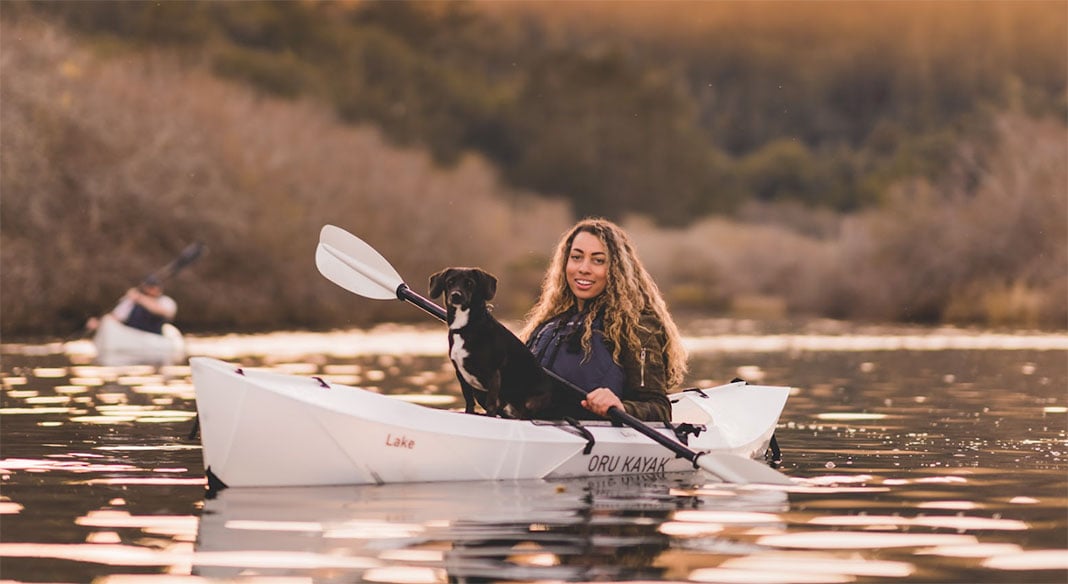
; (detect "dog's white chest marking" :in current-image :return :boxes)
[449,307,470,330]
[449,307,486,392]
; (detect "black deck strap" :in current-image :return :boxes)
[679,377,747,400]
[666,421,704,445]
[766,434,782,465]
[664,420,685,445]
[187,415,200,441]
[312,376,329,388]
[563,416,596,454]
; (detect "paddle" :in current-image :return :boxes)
[315,224,792,486]
[146,241,207,283]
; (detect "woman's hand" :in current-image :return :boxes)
[581,387,624,418]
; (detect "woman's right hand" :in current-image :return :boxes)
[581,387,625,418]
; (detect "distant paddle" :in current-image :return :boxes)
[147,241,206,284]
[315,224,793,486]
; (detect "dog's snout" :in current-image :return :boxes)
[449,290,465,305]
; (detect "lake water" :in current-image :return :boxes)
[1,321,1066,583]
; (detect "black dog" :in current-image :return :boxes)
[429,267,556,418]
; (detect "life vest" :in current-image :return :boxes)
[123,304,167,334]
[526,310,625,419]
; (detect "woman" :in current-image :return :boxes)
[521,218,687,422]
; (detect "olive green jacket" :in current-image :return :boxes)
[617,311,673,423]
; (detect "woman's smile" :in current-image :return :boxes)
[566,231,608,308]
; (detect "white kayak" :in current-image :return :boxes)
[92,315,185,367]
[191,356,790,488]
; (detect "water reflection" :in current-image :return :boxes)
[194,476,788,582]
[1,325,1066,582]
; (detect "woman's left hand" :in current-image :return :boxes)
[581,387,624,418]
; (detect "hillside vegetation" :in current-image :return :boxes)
[16,0,1067,224]
[1,6,1065,336]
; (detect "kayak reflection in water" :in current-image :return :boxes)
[521,218,688,423]
[85,275,178,335]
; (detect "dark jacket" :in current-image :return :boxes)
[527,309,672,423]
[124,304,168,334]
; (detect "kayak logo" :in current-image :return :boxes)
[587,454,670,474]
[385,433,415,449]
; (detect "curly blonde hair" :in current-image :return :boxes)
[520,218,687,387]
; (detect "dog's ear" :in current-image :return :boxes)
[428,269,451,298]
[477,269,498,301]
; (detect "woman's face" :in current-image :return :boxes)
[566,230,609,308]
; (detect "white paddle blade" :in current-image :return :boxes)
[697,453,794,486]
[316,225,405,300]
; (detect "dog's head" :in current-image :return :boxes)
[428,267,498,309]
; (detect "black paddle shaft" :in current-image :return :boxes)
[149,242,206,283]
[397,284,447,321]
[394,283,705,468]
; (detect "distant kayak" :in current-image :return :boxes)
[92,316,185,366]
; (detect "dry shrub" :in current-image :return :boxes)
[622,216,840,317]
[945,280,1052,327]
[838,114,1067,326]
[1,19,571,335]
[619,113,1065,329]
[2,18,1062,334]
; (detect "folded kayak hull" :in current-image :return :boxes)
[191,356,790,487]
[92,316,185,366]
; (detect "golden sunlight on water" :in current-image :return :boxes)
[0,325,1065,582]
[47,323,1068,363]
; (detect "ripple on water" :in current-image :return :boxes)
[756,531,980,549]
[1,327,1065,583]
